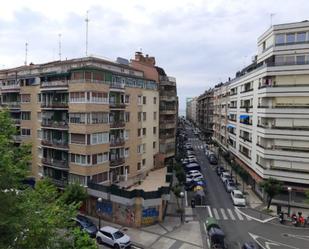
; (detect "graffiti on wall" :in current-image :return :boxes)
[96,200,113,219]
[141,207,159,225]
[114,203,135,226]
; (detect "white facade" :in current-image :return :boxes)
[186,97,198,123]
[227,21,309,186]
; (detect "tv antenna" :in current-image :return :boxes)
[58,33,62,60]
[85,10,89,56]
[24,42,28,65]
[270,13,276,26]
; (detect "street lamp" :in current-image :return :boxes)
[179,191,185,223]
[287,187,292,216]
[97,197,103,229]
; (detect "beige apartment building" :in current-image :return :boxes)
[0,53,177,188]
[197,89,214,140]
[227,21,309,192]
[212,82,229,150]
[186,97,198,124]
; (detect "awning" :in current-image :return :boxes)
[239,114,250,119]
[227,124,235,128]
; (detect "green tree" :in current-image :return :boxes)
[259,178,283,209]
[61,183,88,205]
[0,110,97,249]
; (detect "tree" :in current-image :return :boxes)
[61,183,88,206]
[259,178,283,210]
[0,110,97,249]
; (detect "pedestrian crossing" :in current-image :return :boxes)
[204,206,251,221]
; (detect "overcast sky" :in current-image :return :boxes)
[1,0,309,111]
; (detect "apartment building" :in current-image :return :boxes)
[227,21,309,192]
[186,97,198,124]
[0,54,177,187]
[212,82,229,150]
[197,89,214,140]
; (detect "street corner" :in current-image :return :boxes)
[235,206,277,223]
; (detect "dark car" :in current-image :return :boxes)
[73,214,98,238]
[216,166,225,176]
[185,163,201,172]
[242,242,261,249]
[209,155,218,165]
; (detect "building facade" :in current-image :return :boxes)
[186,97,198,124]
[197,89,214,140]
[227,21,309,192]
[0,54,177,188]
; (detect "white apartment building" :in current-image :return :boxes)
[186,97,198,123]
[227,21,309,191]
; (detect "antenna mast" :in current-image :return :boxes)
[58,33,62,60]
[24,42,28,66]
[85,10,89,56]
[270,13,275,26]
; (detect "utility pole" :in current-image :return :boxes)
[85,10,89,56]
[24,42,28,66]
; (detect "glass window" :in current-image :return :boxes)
[297,32,306,42]
[296,55,306,65]
[285,55,295,65]
[275,34,285,44]
[275,56,284,65]
[286,33,295,43]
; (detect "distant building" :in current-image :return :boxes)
[186,97,198,123]
[197,89,214,139]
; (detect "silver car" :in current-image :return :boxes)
[96,226,131,248]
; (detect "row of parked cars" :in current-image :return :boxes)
[180,142,205,192]
[205,148,218,165]
[73,214,131,248]
[216,166,246,206]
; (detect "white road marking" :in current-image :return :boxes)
[203,222,207,233]
[234,208,244,220]
[227,208,236,220]
[184,191,188,207]
[235,207,269,223]
[249,232,299,249]
[207,205,213,217]
[213,208,220,220]
[206,238,210,248]
[220,208,228,220]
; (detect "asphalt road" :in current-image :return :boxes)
[183,124,309,249]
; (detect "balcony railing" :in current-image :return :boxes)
[240,120,252,125]
[50,178,68,188]
[42,158,69,169]
[240,105,253,109]
[257,124,309,131]
[41,102,68,108]
[110,82,125,90]
[110,121,125,129]
[239,135,252,142]
[12,135,22,142]
[42,119,68,129]
[1,84,20,91]
[110,138,125,147]
[12,119,21,124]
[258,104,309,109]
[41,80,68,88]
[160,134,175,140]
[240,88,253,93]
[41,139,68,149]
[229,106,237,109]
[2,102,21,108]
[259,83,309,89]
[109,102,126,109]
[239,150,251,159]
[110,158,125,167]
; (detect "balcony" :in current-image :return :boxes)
[160,119,176,129]
[41,102,68,109]
[160,107,176,115]
[239,150,251,159]
[1,102,21,109]
[50,178,68,188]
[42,158,69,170]
[12,135,22,143]
[110,82,125,91]
[42,119,68,129]
[41,139,68,149]
[160,76,176,86]
[257,124,309,131]
[12,119,21,125]
[110,138,125,147]
[110,121,125,129]
[110,158,125,167]
[41,80,68,89]
[109,101,126,109]
[258,104,309,109]
[240,88,253,94]
[1,84,20,92]
[239,135,252,142]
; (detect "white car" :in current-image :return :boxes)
[96,226,131,248]
[231,190,246,206]
[220,172,231,183]
[187,170,201,175]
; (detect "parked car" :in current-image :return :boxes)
[184,163,201,172]
[187,170,201,175]
[209,155,218,165]
[216,166,225,176]
[225,179,236,193]
[185,180,205,191]
[220,172,231,183]
[186,171,203,178]
[73,214,98,238]
[242,242,261,249]
[96,226,131,248]
[231,190,246,206]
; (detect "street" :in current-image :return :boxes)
[184,125,309,249]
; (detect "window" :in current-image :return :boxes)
[92,112,109,124]
[70,133,86,144]
[137,95,142,105]
[125,166,130,174]
[37,112,41,121]
[70,113,88,124]
[21,94,31,103]
[138,112,142,122]
[21,111,31,120]
[275,56,284,65]
[142,128,146,136]
[297,32,306,42]
[21,128,31,136]
[125,112,130,122]
[137,144,142,154]
[124,130,129,140]
[93,152,109,164]
[153,141,156,149]
[153,127,157,135]
[296,55,305,65]
[91,92,108,103]
[37,94,41,103]
[125,95,130,104]
[286,33,295,43]
[137,162,141,170]
[142,159,146,166]
[37,129,42,139]
[137,128,141,137]
[143,96,146,104]
[153,112,157,121]
[70,153,89,166]
[275,34,285,44]
[142,143,146,153]
[153,97,157,104]
[124,148,129,158]
[70,92,85,102]
[285,55,295,64]
[143,112,146,121]
[91,132,109,145]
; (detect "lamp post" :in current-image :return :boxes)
[97,197,103,229]
[287,187,292,216]
[179,191,185,223]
